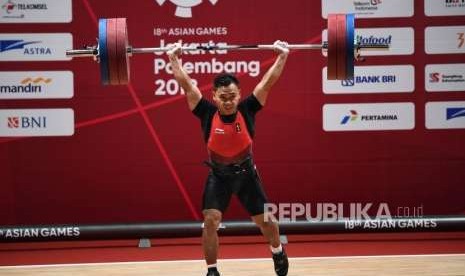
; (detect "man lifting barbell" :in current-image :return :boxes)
[64,13,390,276]
[167,40,290,276]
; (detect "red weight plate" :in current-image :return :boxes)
[106,18,120,85]
[336,14,347,80]
[327,14,338,80]
[116,18,130,85]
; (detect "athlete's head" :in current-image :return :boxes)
[212,73,241,115]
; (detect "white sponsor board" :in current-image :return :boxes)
[322,65,415,94]
[426,101,465,129]
[0,71,73,99]
[0,33,72,61]
[425,26,465,54]
[323,103,415,131]
[425,64,465,92]
[0,108,74,137]
[322,0,414,18]
[322,27,414,56]
[425,0,465,17]
[0,0,72,23]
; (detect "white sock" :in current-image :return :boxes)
[270,244,283,254]
[207,264,217,269]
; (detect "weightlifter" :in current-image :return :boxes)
[167,40,290,276]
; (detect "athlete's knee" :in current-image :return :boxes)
[258,220,277,230]
[203,209,222,231]
[252,214,277,229]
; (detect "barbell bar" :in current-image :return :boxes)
[66,14,389,85]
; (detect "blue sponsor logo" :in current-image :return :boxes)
[341,79,355,86]
[356,35,392,46]
[341,110,358,124]
[341,75,396,86]
[446,108,465,120]
[7,116,47,129]
[0,40,40,53]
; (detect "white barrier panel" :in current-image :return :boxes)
[0,109,75,137]
[425,0,465,17]
[425,26,465,55]
[323,65,415,94]
[0,71,74,99]
[0,33,72,61]
[0,0,72,23]
[425,64,465,92]
[322,0,414,18]
[322,27,415,57]
[323,103,415,131]
[426,101,465,129]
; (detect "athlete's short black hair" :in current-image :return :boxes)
[213,73,239,90]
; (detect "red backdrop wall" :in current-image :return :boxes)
[0,0,464,225]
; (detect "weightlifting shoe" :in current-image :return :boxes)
[272,248,289,276]
[206,269,220,276]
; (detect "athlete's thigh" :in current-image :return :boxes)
[202,172,233,213]
[236,169,269,216]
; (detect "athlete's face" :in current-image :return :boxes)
[213,83,241,115]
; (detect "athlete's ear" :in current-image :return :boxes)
[212,89,219,100]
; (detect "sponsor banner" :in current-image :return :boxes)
[0,33,72,61]
[425,0,465,17]
[0,108,74,137]
[425,64,465,92]
[322,27,414,56]
[322,0,414,18]
[0,71,74,99]
[323,103,415,131]
[426,101,465,129]
[0,0,72,23]
[322,65,415,94]
[425,26,465,54]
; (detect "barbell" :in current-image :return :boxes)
[66,14,389,85]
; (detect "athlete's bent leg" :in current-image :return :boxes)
[251,213,281,248]
[252,213,289,276]
[203,209,222,266]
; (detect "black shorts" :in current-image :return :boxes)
[202,162,268,216]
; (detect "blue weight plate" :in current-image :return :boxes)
[99,18,109,85]
[346,14,355,79]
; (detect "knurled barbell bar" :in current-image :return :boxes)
[66,14,389,85]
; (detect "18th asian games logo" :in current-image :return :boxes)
[155,0,218,18]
